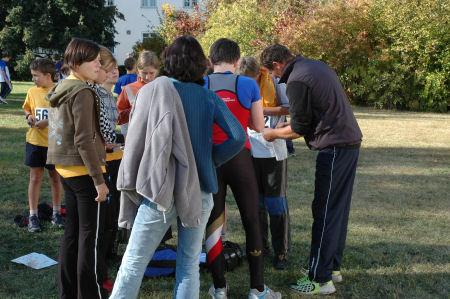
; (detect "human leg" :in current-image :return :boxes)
[225,149,264,290]
[174,192,213,298]
[110,198,175,299]
[58,178,79,299]
[308,147,359,283]
[206,167,227,289]
[62,175,105,299]
[261,158,290,266]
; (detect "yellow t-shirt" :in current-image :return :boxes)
[55,74,106,178]
[106,150,123,162]
[22,86,54,147]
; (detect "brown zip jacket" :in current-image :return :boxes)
[46,78,106,186]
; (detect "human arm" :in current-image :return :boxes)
[247,100,265,132]
[212,95,246,166]
[262,124,301,141]
[117,89,131,125]
[72,89,106,186]
[287,81,313,136]
[263,106,289,116]
[22,91,36,126]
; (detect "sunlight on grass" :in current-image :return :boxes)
[0,83,449,298]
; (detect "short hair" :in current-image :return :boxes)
[260,44,294,70]
[64,38,100,70]
[209,38,240,65]
[30,58,55,78]
[238,56,260,79]
[123,57,136,71]
[99,46,117,71]
[137,50,160,70]
[163,35,207,84]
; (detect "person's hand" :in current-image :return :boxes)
[27,115,36,127]
[276,121,290,129]
[105,143,115,151]
[95,183,109,202]
[34,119,48,129]
[262,128,276,142]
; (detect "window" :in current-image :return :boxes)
[141,0,156,8]
[106,0,114,6]
[184,0,198,7]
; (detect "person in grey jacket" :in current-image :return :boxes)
[110,35,245,299]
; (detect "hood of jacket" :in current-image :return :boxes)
[46,78,92,107]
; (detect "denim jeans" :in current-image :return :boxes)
[110,192,213,299]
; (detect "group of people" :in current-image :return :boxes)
[16,33,362,299]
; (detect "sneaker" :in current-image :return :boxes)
[51,213,65,228]
[28,215,41,232]
[273,255,288,270]
[208,284,228,299]
[0,97,7,104]
[332,270,343,283]
[248,285,281,299]
[290,277,336,295]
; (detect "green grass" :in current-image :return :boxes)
[1,82,449,298]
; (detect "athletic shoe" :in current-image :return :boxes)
[290,277,336,295]
[208,284,228,299]
[51,213,65,228]
[273,255,288,270]
[332,270,343,283]
[28,215,41,232]
[0,97,7,104]
[248,285,282,299]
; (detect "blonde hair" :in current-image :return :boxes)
[238,56,260,79]
[137,50,160,70]
[99,46,117,71]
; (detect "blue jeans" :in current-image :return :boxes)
[110,192,213,299]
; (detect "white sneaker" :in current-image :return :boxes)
[0,97,6,104]
[332,270,343,283]
[248,285,282,299]
[208,284,228,299]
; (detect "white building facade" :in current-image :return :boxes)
[108,0,198,64]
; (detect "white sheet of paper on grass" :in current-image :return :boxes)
[11,252,58,269]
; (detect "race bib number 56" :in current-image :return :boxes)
[35,108,49,121]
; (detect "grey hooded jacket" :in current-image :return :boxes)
[117,76,202,228]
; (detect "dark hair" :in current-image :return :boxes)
[64,38,100,70]
[30,58,56,78]
[124,57,136,71]
[260,44,294,70]
[163,35,207,84]
[209,38,240,65]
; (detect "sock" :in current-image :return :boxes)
[30,210,37,216]
[53,205,61,215]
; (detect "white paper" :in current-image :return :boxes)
[11,252,58,269]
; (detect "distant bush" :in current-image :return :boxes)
[156,0,450,111]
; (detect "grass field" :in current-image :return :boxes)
[0,82,449,298]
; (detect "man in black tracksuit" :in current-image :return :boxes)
[261,44,362,295]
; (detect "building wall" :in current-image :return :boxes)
[111,0,195,64]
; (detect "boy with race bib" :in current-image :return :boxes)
[22,58,63,232]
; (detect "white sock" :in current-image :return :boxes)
[30,210,38,216]
[53,206,61,215]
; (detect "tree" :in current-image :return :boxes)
[0,0,123,79]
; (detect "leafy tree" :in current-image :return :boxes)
[199,0,275,56]
[0,0,123,79]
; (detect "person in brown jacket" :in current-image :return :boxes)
[47,38,109,299]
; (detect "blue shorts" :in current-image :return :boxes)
[25,142,55,170]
